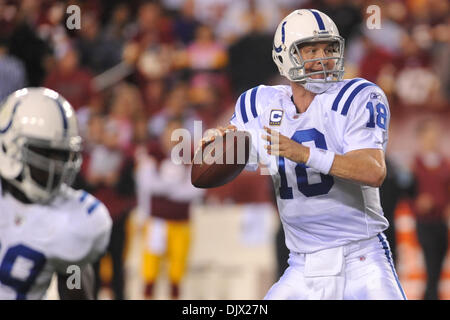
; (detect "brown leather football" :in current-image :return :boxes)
[191,130,251,188]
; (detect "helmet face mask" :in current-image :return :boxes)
[272,10,346,89]
[0,88,82,204]
[22,138,82,199]
[288,37,345,83]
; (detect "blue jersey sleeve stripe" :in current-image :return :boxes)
[331,78,363,112]
[239,91,248,123]
[309,10,326,31]
[79,191,89,203]
[87,200,101,215]
[341,82,376,116]
[250,86,259,118]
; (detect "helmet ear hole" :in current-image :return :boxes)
[2,143,6,153]
[277,56,283,63]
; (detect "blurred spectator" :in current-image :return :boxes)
[134,0,175,45]
[75,11,123,74]
[121,0,177,104]
[346,1,407,67]
[227,9,276,97]
[316,0,363,42]
[142,78,167,116]
[392,33,443,110]
[182,24,228,72]
[148,81,199,138]
[189,73,232,129]
[427,0,450,102]
[0,35,27,101]
[379,156,415,267]
[358,36,396,84]
[43,47,96,110]
[7,1,52,86]
[412,119,450,300]
[135,118,204,299]
[103,3,135,44]
[0,1,20,37]
[109,82,145,150]
[36,0,71,60]
[190,0,229,27]
[76,92,106,141]
[79,114,136,300]
[173,0,200,45]
[361,1,407,55]
[215,0,281,44]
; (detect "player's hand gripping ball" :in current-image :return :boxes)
[191,125,251,188]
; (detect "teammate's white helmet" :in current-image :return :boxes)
[272,9,345,85]
[0,88,82,204]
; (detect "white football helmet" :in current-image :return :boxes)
[0,88,82,204]
[272,9,345,92]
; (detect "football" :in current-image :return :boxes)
[191,130,251,188]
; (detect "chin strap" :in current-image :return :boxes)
[302,79,335,94]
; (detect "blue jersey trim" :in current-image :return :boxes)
[377,234,407,300]
[341,82,375,116]
[79,191,89,203]
[239,91,248,123]
[331,78,363,112]
[87,200,101,215]
[250,86,259,118]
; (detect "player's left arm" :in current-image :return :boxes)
[324,148,386,187]
[263,130,385,187]
[263,88,390,187]
[57,264,95,300]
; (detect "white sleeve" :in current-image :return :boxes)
[342,87,390,154]
[229,88,262,171]
[51,199,112,274]
[83,206,112,263]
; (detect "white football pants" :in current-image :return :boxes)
[265,233,407,300]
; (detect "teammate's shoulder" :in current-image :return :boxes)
[234,84,290,124]
[47,188,112,267]
[327,77,387,116]
[57,187,112,232]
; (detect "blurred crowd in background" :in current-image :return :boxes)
[0,0,448,300]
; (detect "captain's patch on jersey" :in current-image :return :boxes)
[269,110,283,126]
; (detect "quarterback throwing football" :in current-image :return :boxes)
[198,9,406,300]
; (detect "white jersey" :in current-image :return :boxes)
[230,78,390,253]
[0,185,112,299]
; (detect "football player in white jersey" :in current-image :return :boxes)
[0,88,112,299]
[200,9,406,300]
